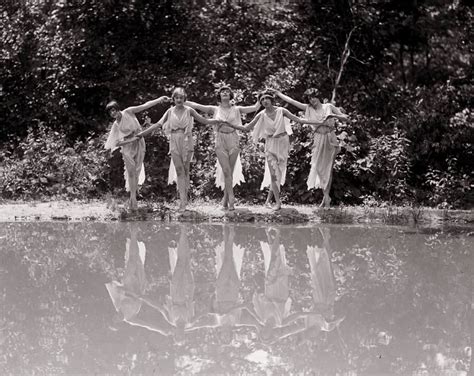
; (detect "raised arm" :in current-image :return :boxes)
[236,99,261,114]
[185,101,216,114]
[328,104,349,122]
[189,107,222,126]
[136,109,170,138]
[125,96,170,114]
[282,108,327,126]
[227,112,262,132]
[273,90,306,111]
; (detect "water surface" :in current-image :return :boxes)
[0,222,472,375]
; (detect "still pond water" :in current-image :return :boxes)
[0,222,472,375]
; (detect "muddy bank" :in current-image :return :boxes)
[1,200,473,227]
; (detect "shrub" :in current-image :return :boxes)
[0,124,110,199]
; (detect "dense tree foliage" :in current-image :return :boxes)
[1,0,472,208]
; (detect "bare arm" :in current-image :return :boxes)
[236,99,261,114]
[328,104,349,122]
[125,96,170,114]
[282,108,326,126]
[185,101,216,114]
[189,108,222,126]
[136,110,170,138]
[227,112,262,132]
[273,90,306,111]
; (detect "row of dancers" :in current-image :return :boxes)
[105,86,349,211]
[106,224,344,346]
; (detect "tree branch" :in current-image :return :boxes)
[331,27,356,104]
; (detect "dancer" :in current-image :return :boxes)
[225,90,331,211]
[185,85,260,210]
[272,88,349,207]
[135,87,225,212]
[104,95,169,210]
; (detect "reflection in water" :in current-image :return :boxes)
[252,227,292,343]
[164,224,195,342]
[1,222,472,375]
[186,225,262,345]
[106,225,147,325]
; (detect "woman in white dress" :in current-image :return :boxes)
[226,91,330,211]
[135,88,224,212]
[185,85,260,210]
[272,88,349,207]
[105,96,169,210]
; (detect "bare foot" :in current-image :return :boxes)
[265,201,272,209]
[222,194,228,210]
[272,204,281,212]
[228,197,235,211]
[129,198,138,211]
[319,195,331,208]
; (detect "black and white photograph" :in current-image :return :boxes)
[1,0,473,374]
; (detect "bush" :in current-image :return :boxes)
[0,124,110,199]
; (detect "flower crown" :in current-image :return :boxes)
[213,82,232,94]
[258,90,275,102]
[303,88,320,97]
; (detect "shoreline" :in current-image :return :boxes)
[0,200,473,227]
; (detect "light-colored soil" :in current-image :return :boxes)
[0,199,473,227]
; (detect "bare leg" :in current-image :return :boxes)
[265,190,273,208]
[123,154,139,210]
[172,154,187,212]
[222,191,229,209]
[216,150,239,211]
[267,161,281,211]
[321,154,337,208]
[184,155,192,205]
[127,167,138,210]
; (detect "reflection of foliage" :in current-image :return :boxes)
[1,223,472,374]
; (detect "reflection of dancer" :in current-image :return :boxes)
[273,227,344,342]
[161,224,195,342]
[214,225,245,314]
[105,227,185,338]
[307,227,337,318]
[106,226,148,324]
[254,227,344,344]
[252,227,292,342]
[185,225,262,343]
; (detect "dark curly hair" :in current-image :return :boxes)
[105,100,120,113]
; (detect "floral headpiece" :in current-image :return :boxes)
[258,90,275,102]
[303,88,320,98]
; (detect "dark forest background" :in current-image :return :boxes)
[1,0,472,208]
